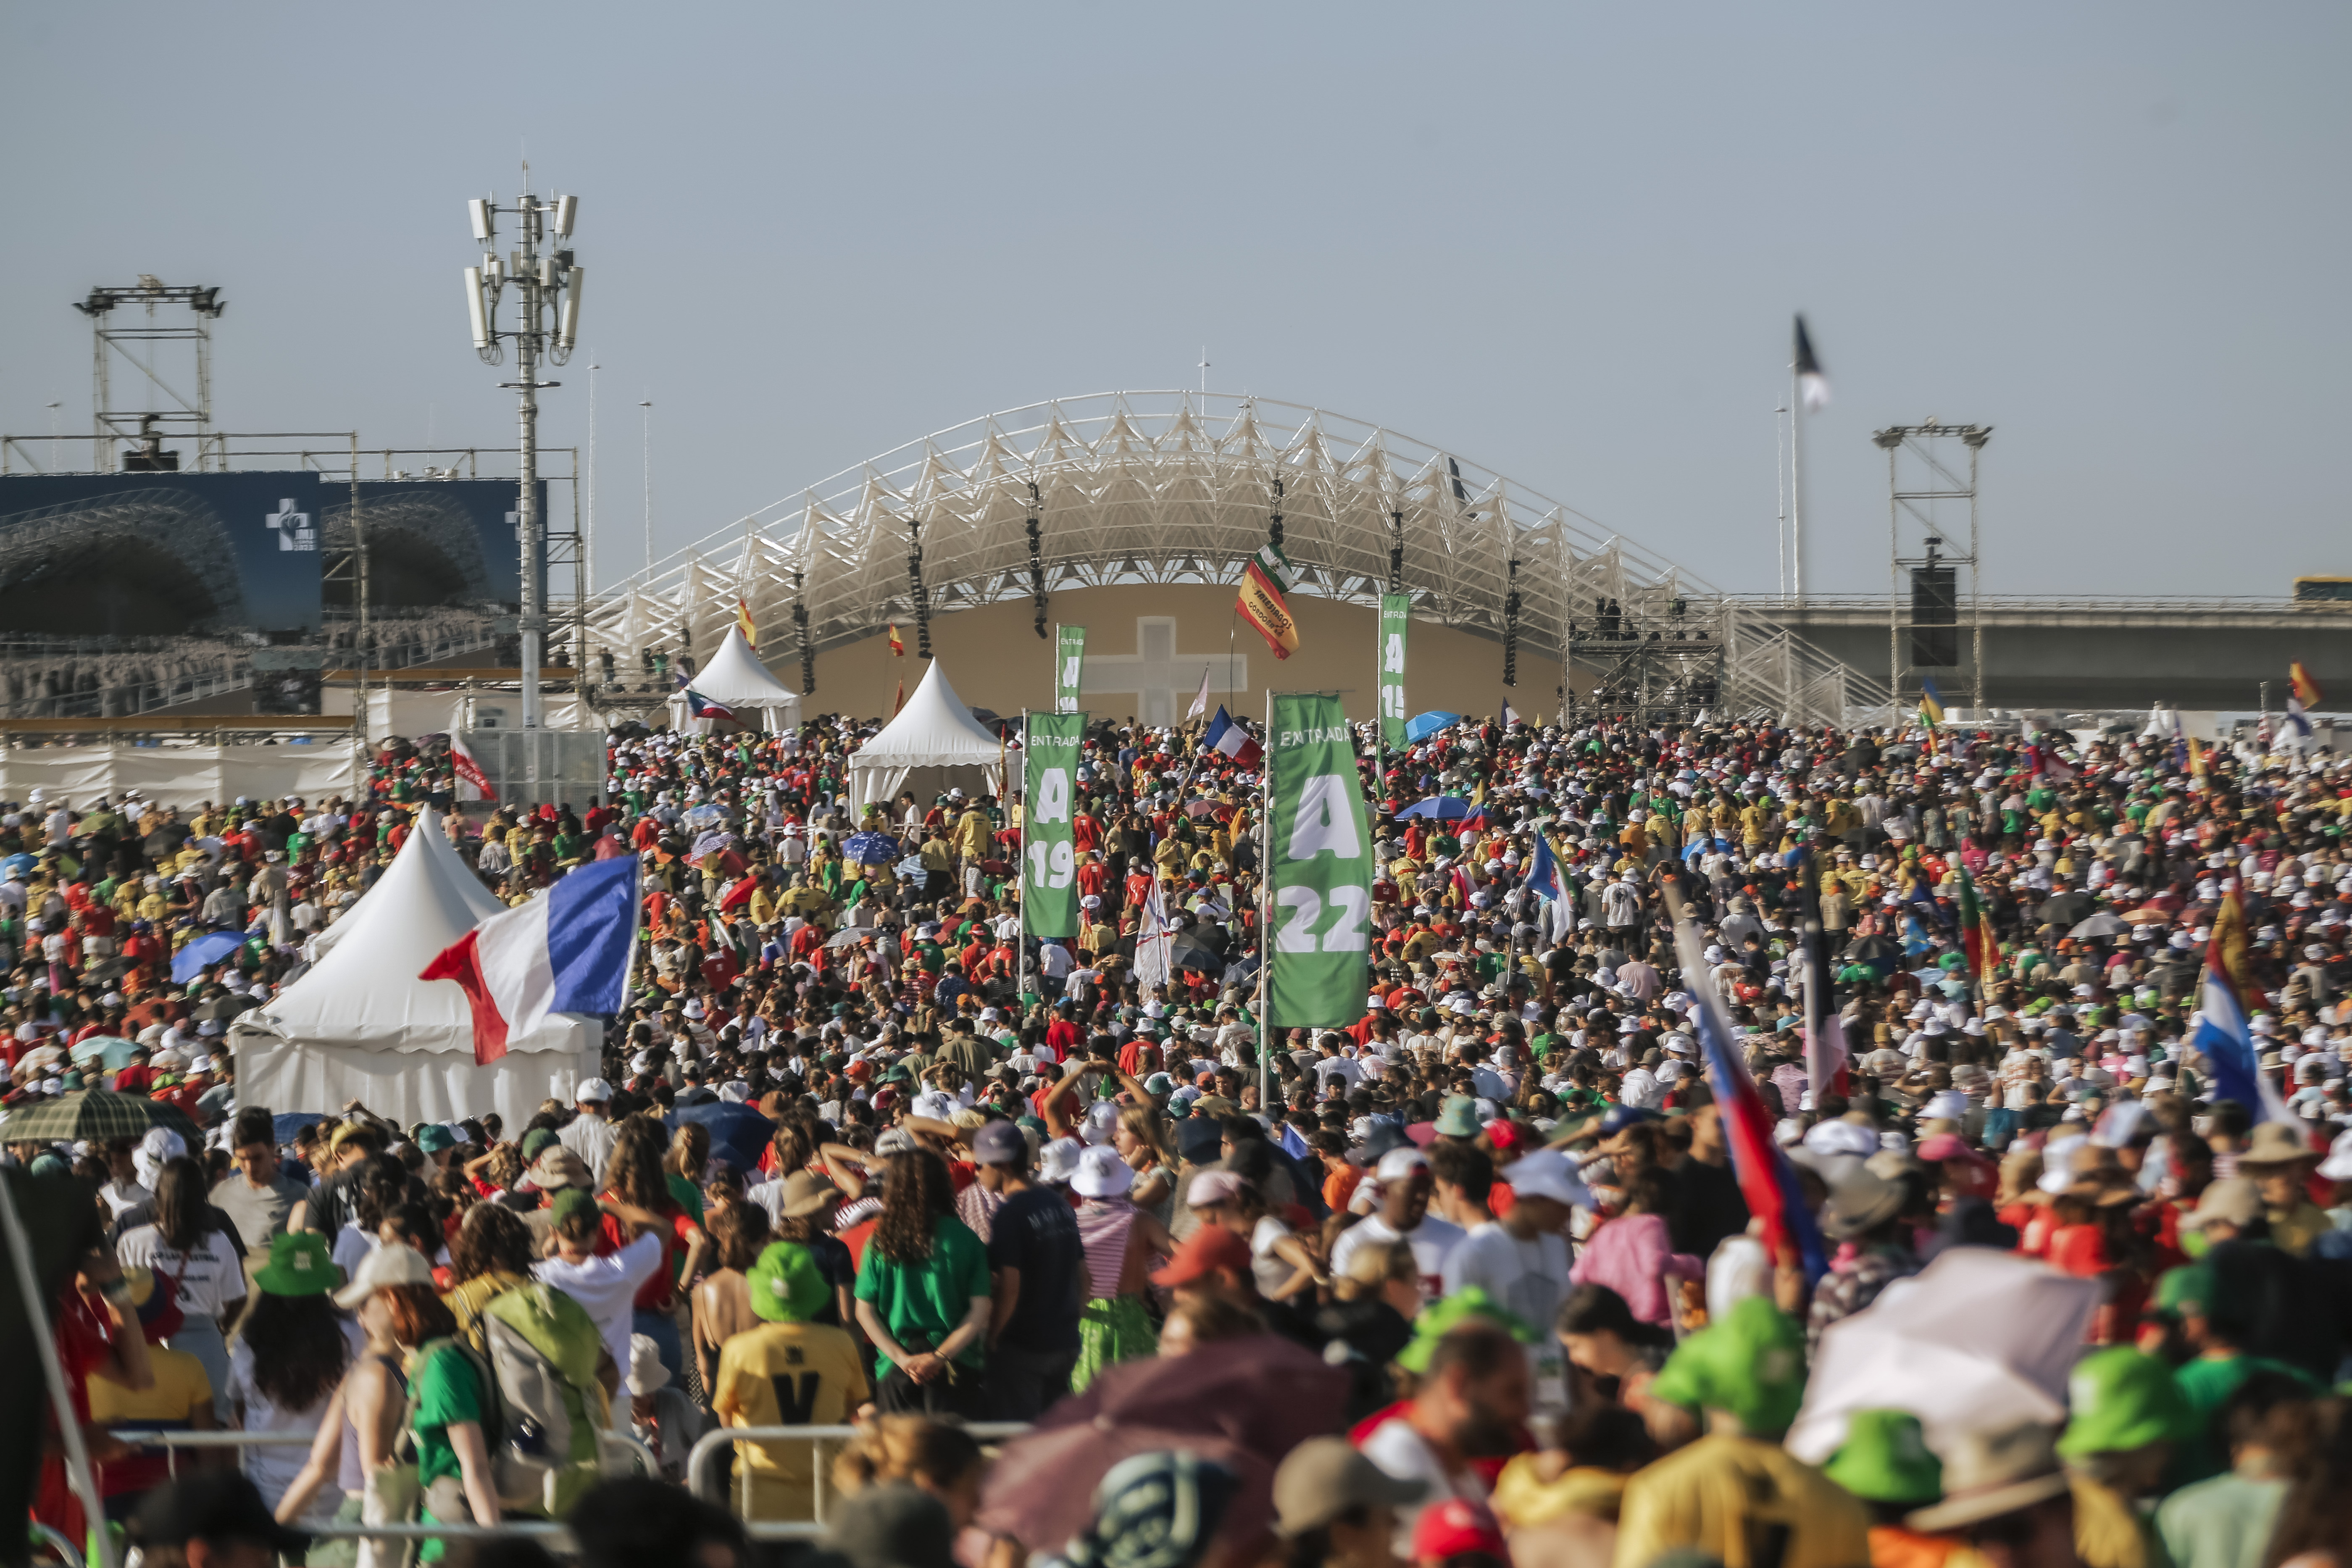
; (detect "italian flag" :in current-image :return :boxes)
[1236,544,1302,660]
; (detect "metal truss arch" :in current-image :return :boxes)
[590,392,1887,723]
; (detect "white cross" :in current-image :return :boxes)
[266,498,315,552]
[1076,616,1245,726]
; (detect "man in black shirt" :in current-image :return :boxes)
[1665,1086,1750,1260]
[976,1121,1083,1419]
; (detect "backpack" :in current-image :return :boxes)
[477,1281,610,1516]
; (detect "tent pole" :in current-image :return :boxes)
[0,1173,119,1568]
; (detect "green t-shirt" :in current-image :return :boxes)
[410,1338,489,1540]
[2170,1355,2320,1488]
[853,1215,992,1378]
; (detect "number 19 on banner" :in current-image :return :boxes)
[1022,710,1087,939]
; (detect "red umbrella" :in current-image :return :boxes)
[977,1334,1347,1556]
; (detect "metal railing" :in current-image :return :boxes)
[685,1423,1032,1539]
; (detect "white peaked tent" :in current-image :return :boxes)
[667,626,802,733]
[230,816,599,1129]
[847,659,1006,813]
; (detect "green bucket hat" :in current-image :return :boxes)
[2058,1347,2193,1459]
[253,1231,338,1297]
[747,1241,829,1323]
[1394,1287,1538,1375]
[1433,1095,1482,1139]
[2149,1264,2212,1324]
[1824,1410,1943,1505]
[1649,1296,1809,1439]
[521,1128,559,1162]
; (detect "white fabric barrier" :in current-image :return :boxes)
[230,1025,595,1133]
[0,743,361,808]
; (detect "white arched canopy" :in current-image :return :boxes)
[587,392,1886,724]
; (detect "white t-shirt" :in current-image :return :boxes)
[228,1318,365,1518]
[1358,1416,1485,1553]
[332,1223,377,1283]
[1329,1213,1465,1305]
[1441,1221,1571,1388]
[534,1230,663,1379]
[117,1225,247,1321]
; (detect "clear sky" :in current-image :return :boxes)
[4,3,2346,597]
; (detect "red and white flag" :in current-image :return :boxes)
[449,713,496,801]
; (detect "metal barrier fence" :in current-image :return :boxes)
[94,1423,1035,1550]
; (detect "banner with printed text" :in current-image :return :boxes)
[1054,625,1087,714]
[1023,709,1087,937]
[1267,692,1374,1026]
[1378,595,1410,749]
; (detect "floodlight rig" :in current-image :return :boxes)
[462,189,584,731]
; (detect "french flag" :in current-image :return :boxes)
[1671,913,1828,1284]
[1200,706,1263,767]
[421,855,640,1065]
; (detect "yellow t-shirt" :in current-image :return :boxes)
[710,1321,871,1522]
[1613,1433,1871,1568]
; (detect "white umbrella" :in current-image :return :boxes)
[1785,1248,2098,1465]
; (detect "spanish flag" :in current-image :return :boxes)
[888,623,905,657]
[1236,543,1301,660]
[2291,661,2322,708]
[735,597,758,650]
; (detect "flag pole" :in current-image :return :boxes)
[1017,708,1029,1012]
[1790,355,1806,609]
[1258,687,1272,1116]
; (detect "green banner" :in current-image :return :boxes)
[1054,625,1087,713]
[1022,710,1087,938]
[1266,692,1374,1026]
[1378,594,1410,748]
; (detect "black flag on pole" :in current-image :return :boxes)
[1794,315,1830,412]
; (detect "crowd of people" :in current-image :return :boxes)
[8,697,2352,1568]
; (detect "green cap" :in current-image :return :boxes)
[746,1241,829,1323]
[2057,1347,2194,1459]
[1649,1296,1809,1439]
[2149,1264,2212,1324]
[415,1123,456,1154]
[1394,1287,1538,1375]
[552,1188,601,1229]
[521,1128,558,1162]
[253,1231,339,1297]
[1823,1410,1943,1505]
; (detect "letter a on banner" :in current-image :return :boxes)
[1378,595,1410,749]
[1053,625,1087,714]
[1266,692,1373,1026]
[1022,710,1087,938]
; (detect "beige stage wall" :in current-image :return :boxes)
[755,584,1568,727]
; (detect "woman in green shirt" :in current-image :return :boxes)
[852,1149,992,1421]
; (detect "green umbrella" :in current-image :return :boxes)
[0,1088,203,1147]
[68,1035,141,1072]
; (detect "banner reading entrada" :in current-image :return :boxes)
[1266,692,1374,1025]
[1378,595,1410,749]
[1054,625,1087,713]
[1022,710,1087,938]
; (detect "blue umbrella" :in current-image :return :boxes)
[69,1035,140,1071]
[274,1111,327,1144]
[0,853,34,879]
[171,929,247,985]
[842,830,900,864]
[666,1100,777,1179]
[1395,796,1472,821]
[1405,710,1464,743]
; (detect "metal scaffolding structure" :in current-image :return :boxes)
[587,392,1889,726]
[1871,421,1990,718]
[70,277,228,475]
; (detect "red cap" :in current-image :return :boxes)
[1149,1224,1252,1287]
[1412,1499,1506,1562]
[1483,1119,1525,1152]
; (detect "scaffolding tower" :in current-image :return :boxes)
[73,278,227,474]
[1872,421,1990,720]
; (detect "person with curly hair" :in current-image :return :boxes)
[851,1148,992,1418]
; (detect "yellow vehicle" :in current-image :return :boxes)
[2293,576,2352,605]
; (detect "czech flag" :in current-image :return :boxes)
[685,689,739,725]
[1671,913,1828,1283]
[1200,706,1263,767]
[421,855,639,1066]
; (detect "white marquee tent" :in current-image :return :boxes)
[666,626,802,734]
[231,816,599,1128]
[847,659,1005,813]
